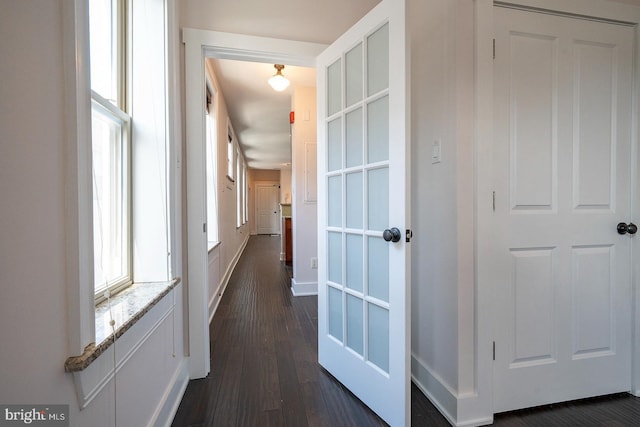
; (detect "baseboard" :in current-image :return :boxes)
[411,355,492,427]
[412,354,458,426]
[150,358,189,427]
[290,279,318,296]
[209,235,249,323]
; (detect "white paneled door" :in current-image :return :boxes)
[256,183,279,234]
[317,0,409,425]
[493,6,634,413]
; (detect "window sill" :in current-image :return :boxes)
[208,240,220,253]
[64,278,180,373]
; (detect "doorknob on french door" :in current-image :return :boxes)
[383,227,402,243]
[617,222,637,235]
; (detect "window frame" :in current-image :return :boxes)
[89,0,133,304]
[242,161,248,225]
[236,147,242,228]
[226,121,235,182]
[64,0,178,366]
[205,81,219,248]
[90,90,132,304]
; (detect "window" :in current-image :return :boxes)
[227,123,235,181]
[65,0,175,366]
[243,163,248,224]
[234,144,248,228]
[205,84,219,246]
[236,148,242,228]
[90,0,131,301]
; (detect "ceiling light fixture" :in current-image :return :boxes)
[268,64,290,92]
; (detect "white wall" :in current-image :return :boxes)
[408,0,476,423]
[280,167,292,204]
[291,86,318,294]
[0,1,187,426]
[205,61,252,320]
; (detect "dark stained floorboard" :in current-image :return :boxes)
[171,235,640,427]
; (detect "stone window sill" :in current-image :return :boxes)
[64,278,181,372]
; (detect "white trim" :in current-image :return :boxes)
[473,0,495,423]
[208,235,249,323]
[62,0,95,357]
[304,141,318,203]
[150,358,189,427]
[182,29,326,66]
[183,29,326,380]
[166,0,181,282]
[412,354,458,425]
[412,354,493,427]
[290,279,318,296]
[475,0,640,419]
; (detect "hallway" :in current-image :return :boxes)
[171,235,396,426]
[171,236,640,426]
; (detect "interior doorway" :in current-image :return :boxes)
[255,182,280,235]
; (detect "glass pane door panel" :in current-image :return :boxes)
[346,43,363,107]
[328,59,342,116]
[367,23,389,96]
[328,175,342,227]
[346,108,363,168]
[347,294,364,356]
[346,172,363,229]
[328,118,343,171]
[346,234,363,292]
[368,303,389,373]
[367,167,389,231]
[367,96,389,163]
[368,236,389,302]
[329,286,343,341]
[328,231,343,285]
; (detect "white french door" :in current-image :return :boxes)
[317,0,409,425]
[492,6,634,413]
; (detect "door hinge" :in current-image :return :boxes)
[493,341,496,361]
[492,191,496,212]
[203,223,207,233]
[406,229,413,243]
[493,38,496,59]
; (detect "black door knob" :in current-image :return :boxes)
[617,222,637,235]
[383,227,401,243]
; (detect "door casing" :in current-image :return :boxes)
[476,0,640,422]
[182,28,326,378]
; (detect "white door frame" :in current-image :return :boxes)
[475,0,640,420]
[182,28,326,378]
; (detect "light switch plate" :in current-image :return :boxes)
[432,140,442,164]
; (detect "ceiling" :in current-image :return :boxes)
[209,59,316,170]
[184,0,381,170]
[187,0,640,171]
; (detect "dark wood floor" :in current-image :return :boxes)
[172,235,640,427]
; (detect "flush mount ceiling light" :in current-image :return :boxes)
[268,64,290,92]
